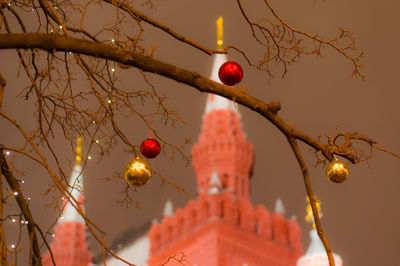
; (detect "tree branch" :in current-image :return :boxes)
[286,137,335,266]
[102,0,223,56]
[0,33,357,165]
[0,73,5,110]
[0,158,7,265]
[0,147,42,266]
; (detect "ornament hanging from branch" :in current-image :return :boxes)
[140,138,161,159]
[325,158,349,183]
[218,61,243,86]
[124,157,153,187]
[140,126,161,159]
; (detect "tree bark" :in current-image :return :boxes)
[0,161,7,265]
[0,74,5,110]
[0,147,42,266]
[0,33,339,163]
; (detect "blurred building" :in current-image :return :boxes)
[42,17,342,266]
[42,137,92,266]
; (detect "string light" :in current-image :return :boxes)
[111,39,115,43]
[11,218,16,223]
[107,99,112,104]
[25,221,29,224]
[111,68,115,72]
[21,180,25,184]
[11,244,15,249]
[92,120,96,124]
[59,25,62,29]
[87,156,92,160]
[52,234,55,237]
[95,140,99,144]
[27,197,31,201]
[5,151,10,155]
[60,215,64,220]
[13,191,18,196]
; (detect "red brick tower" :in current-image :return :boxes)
[42,137,92,266]
[147,17,303,266]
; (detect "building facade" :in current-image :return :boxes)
[42,17,342,266]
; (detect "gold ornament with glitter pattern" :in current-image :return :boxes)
[124,157,153,187]
[325,158,349,183]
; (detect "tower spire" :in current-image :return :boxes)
[62,137,85,223]
[163,198,174,217]
[305,196,321,229]
[204,17,238,115]
[216,17,224,50]
[297,197,343,266]
[42,137,92,265]
[148,18,303,266]
[193,17,252,199]
[75,136,82,166]
[274,197,286,215]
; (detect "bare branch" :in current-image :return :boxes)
[286,137,335,266]
[0,147,42,265]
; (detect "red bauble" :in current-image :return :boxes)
[140,138,161,159]
[218,61,243,86]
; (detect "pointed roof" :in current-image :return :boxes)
[297,197,343,266]
[61,165,85,223]
[162,198,174,217]
[297,229,343,266]
[204,16,239,115]
[193,17,251,199]
[304,229,327,256]
[208,169,222,194]
[60,137,85,224]
[274,198,286,215]
[204,54,239,115]
[42,137,92,266]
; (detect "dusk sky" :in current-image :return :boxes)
[1,0,400,265]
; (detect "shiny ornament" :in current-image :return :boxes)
[325,159,349,183]
[218,61,243,86]
[140,138,161,159]
[124,157,153,187]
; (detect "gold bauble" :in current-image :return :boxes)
[124,157,153,187]
[325,159,349,183]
